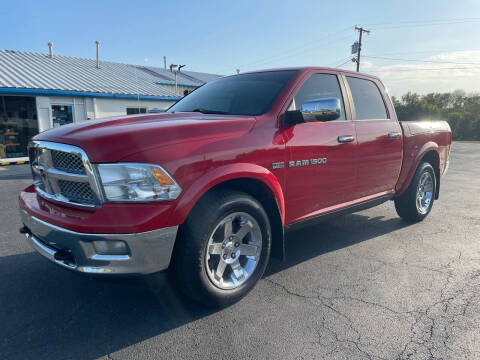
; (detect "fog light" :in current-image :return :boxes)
[93,240,129,255]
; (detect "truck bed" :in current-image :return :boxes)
[396,120,452,195]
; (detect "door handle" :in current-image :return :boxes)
[387,132,401,139]
[338,135,355,143]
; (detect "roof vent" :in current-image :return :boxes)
[48,42,53,58]
[95,41,100,69]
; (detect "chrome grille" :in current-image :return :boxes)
[51,150,86,174]
[29,141,102,208]
[58,180,97,205]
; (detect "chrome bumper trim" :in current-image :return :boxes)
[442,160,450,177]
[21,210,178,275]
[28,232,76,269]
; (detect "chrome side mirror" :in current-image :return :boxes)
[301,97,341,122]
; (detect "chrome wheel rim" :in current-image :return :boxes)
[416,171,434,214]
[205,212,262,290]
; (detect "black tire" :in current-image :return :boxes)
[170,190,271,307]
[394,162,436,222]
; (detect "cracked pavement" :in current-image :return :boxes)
[0,142,479,360]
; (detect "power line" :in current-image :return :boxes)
[363,17,480,27]
[369,66,480,73]
[368,20,480,31]
[335,58,353,67]
[330,56,352,67]
[239,34,354,70]
[363,55,480,66]
[227,27,353,71]
[366,49,480,57]
[224,17,480,73]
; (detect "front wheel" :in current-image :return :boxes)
[394,162,436,222]
[170,190,271,307]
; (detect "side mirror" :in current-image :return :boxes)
[282,110,304,127]
[301,97,341,122]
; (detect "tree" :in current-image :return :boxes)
[393,91,480,141]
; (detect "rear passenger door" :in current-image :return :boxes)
[345,75,403,199]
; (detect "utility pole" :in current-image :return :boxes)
[354,26,370,72]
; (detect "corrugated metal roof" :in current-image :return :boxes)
[0,50,222,98]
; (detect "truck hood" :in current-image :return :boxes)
[34,112,256,162]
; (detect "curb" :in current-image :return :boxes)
[0,159,29,166]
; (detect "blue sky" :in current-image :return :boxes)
[1,0,480,96]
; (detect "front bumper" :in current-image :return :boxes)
[20,210,178,275]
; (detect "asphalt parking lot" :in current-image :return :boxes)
[1,142,479,360]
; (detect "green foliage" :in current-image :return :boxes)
[392,91,480,141]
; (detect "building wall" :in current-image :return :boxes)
[161,84,197,97]
[92,98,173,119]
[35,96,175,132]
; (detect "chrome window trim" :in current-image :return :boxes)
[29,140,104,208]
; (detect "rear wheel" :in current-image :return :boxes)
[170,190,271,307]
[394,162,436,222]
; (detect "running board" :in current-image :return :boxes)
[285,194,393,232]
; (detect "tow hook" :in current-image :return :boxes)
[54,250,75,264]
[19,226,30,234]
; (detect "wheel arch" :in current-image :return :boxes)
[396,142,441,198]
[168,164,286,260]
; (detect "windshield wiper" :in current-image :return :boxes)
[190,108,230,115]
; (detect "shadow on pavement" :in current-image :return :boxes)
[0,212,411,360]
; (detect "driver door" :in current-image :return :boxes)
[282,72,357,225]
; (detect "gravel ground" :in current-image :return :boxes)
[0,142,479,360]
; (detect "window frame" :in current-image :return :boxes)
[50,104,74,128]
[126,107,147,115]
[342,74,391,121]
[279,70,354,126]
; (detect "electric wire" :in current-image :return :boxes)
[363,55,480,66]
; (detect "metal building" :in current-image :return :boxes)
[0,49,221,162]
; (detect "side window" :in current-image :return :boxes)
[346,77,388,120]
[290,74,346,121]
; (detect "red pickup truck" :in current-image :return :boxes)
[19,67,451,306]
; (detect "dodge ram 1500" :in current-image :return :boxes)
[19,67,452,306]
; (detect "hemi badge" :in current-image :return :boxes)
[272,162,285,169]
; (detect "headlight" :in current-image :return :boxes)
[96,163,182,202]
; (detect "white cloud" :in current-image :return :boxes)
[360,60,374,69]
[366,51,480,97]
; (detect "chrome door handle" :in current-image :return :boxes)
[338,135,355,143]
[387,132,401,139]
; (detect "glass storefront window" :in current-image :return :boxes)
[0,96,38,159]
[52,105,73,127]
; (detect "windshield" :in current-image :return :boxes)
[168,70,298,116]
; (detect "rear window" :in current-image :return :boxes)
[347,77,388,120]
[168,71,298,116]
